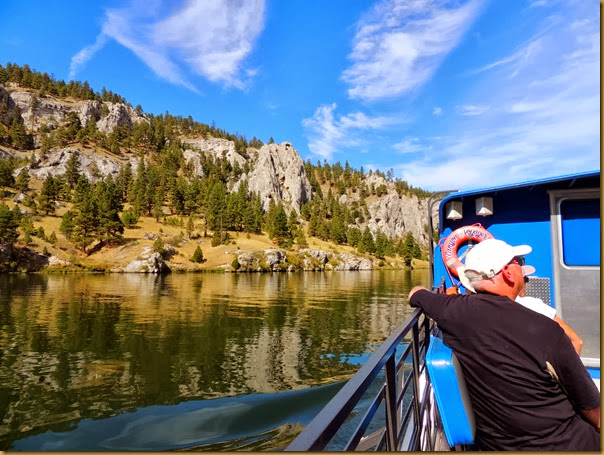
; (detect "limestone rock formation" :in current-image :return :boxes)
[120,247,170,273]
[95,103,147,134]
[245,142,312,214]
[7,89,146,133]
[182,137,247,170]
[233,248,374,272]
[367,191,430,244]
[21,148,126,183]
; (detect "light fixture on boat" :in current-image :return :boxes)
[446,200,463,220]
[476,196,493,216]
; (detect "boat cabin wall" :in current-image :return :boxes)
[434,173,600,308]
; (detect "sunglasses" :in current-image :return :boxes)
[510,256,526,266]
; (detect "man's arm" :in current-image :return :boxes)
[408,286,428,300]
[551,331,600,430]
[580,407,600,432]
[553,316,583,355]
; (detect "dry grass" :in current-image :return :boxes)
[6,199,420,271]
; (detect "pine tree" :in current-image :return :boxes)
[37,175,58,215]
[186,215,194,239]
[401,231,418,267]
[15,169,30,192]
[271,203,292,247]
[0,157,16,187]
[60,210,76,239]
[10,117,30,150]
[95,177,124,243]
[329,213,347,245]
[64,152,81,189]
[347,226,361,247]
[375,231,394,259]
[0,203,19,245]
[190,245,204,263]
[358,227,376,255]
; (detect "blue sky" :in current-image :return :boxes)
[1,0,599,191]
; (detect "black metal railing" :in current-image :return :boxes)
[285,308,443,451]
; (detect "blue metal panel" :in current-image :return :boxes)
[426,335,475,446]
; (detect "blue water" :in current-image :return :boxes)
[12,381,346,451]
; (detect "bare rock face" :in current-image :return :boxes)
[0,86,19,125]
[23,148,124,182]
[121,247,170,273]
[367,192,429,243]
[96,103,147,134]
[246,142,312,214]
[333,253,373,271]
[8,89,146,133]
[182,137,247,170]
[182,139,313,215]
[9,90,101,131]
[182,150,205,178]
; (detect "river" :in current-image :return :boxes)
[0,270,429,451]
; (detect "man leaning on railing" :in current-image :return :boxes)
[408,239,600,451]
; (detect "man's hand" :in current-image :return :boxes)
[408,286,427,300]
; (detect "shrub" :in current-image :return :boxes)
[152,237,165,254]
[121,209,139,228]
[231,257,240,270]
[190,245,204,263]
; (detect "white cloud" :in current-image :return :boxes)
[433,107,442,116]
[302,103,400,160]
[393,137,427,155]
[342,0,483,100]
[456,105,489,116]
[389,1,599,191]
[69,34,108,80]
[70,0,265,90]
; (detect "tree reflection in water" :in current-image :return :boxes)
[0,270,428,450]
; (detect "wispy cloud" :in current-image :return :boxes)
[433,107,442,116]
[456,104,489,116]
[386,0,599,190]
[69,34,109,80]
[342,0,483,100]
[302,103,400,160]
[69,0,265,90]
[393,137,427,155]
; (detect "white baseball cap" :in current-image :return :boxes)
[458,238,532,292]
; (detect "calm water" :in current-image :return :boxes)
[0,270,429,451]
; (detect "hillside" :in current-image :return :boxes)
[0,63,434,273]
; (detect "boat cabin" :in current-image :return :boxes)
[432,170,600,383]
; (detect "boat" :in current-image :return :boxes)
[285,170,600,451]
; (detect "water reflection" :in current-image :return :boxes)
[0,270,428,450]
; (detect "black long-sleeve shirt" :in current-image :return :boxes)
[410,289,600,451]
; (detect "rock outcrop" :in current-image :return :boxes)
[20,148,127,183]
[182,137,247,170]
[367,192,429,244]
[7,88,147,133]
[244,142,312,214]
[233,248,374,272]
[119,247,170,273]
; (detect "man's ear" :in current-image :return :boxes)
[500,264,515,285]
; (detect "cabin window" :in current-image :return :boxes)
[560,198,600,266]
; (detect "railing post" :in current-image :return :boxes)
[384,353,398,450]
[411,321,422,450]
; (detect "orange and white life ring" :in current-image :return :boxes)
[441,224,494,277]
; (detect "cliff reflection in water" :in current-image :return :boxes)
[0,270,428,450]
